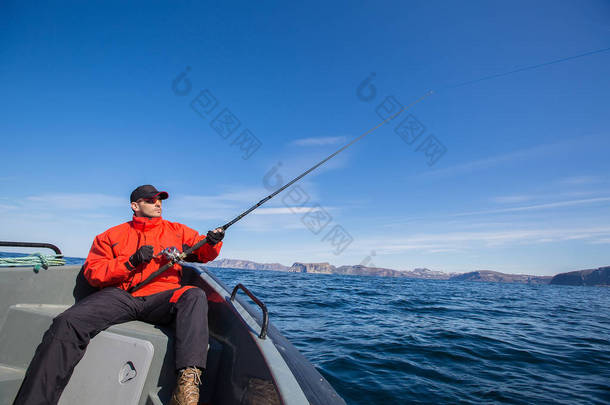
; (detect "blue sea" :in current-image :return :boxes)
[207,267,610,405]
[2,252,607,404]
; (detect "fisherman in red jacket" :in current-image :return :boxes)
[14,185,224,405]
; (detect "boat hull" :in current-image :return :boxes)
[0,264,345,405]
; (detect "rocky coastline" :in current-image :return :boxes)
[287,262,452,279]
[449,270,552,284]
[207,258,609,286]
[549,266,610,286]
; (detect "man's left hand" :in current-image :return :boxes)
[206,228,225,245]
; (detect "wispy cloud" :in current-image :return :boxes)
[362,225,610,254]
[172,190,261,209]
[292,136,347,146]
[169,188,267,222]
[252,207,318,215]
[453,196,610,217]
[491,195,533,204]
[169,188,336,227]
[415,140,573,179]
[559,175,604,186]
[25,193,124,210]
[0,193,131,256]
[490,190,600,205]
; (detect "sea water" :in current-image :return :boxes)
[208,267,610,405]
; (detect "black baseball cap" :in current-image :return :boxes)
[130,185,169,202]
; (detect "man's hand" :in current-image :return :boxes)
[206,228,225,245]
[182,244,200,262]
[129,245,154,269]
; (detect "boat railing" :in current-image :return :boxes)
[230,283,269,339]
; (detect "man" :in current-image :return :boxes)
[14,185,224,405]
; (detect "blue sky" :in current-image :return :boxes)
[1,1,609,275]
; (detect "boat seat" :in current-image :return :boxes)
[0,364,25,405]
[0,303,221,405]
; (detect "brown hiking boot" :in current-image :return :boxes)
[169,367,202,405]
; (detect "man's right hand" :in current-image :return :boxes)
[129,245,154,269]
[206,228,225,245]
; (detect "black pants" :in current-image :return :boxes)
[13,287,209,405]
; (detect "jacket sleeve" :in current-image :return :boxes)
[182,225,222,263]
[83,232,133,288]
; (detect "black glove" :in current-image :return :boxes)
[129,245,154,268]
[206,228,225,245]
[182,244,200,262]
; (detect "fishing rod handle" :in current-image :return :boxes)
[128,236,213,293]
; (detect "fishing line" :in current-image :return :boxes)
[442,46,610,91]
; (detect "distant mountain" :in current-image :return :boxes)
[289,262,452,279]
[208,258,610,286]
[208,259,452,279]
[207,258,290,272]
[550,266,610,286]
[449,270,552,284]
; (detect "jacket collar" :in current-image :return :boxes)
[131,215,163,231]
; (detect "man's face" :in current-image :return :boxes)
[131,197,162,218]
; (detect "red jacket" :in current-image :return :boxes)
[84,216,222,297]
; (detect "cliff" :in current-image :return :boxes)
[289,262,335,274]
[335,264,408,277]
[207,258,290,272]
[211,260,452,279]
[288,262,452,279]
[550,266,610,286]
[449,270,552,284]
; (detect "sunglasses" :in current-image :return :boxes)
[137,198,161,204]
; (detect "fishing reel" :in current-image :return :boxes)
[159,246,183,263]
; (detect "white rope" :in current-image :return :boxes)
[0,253,66,270]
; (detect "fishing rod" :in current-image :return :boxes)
[129,90,433,293]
